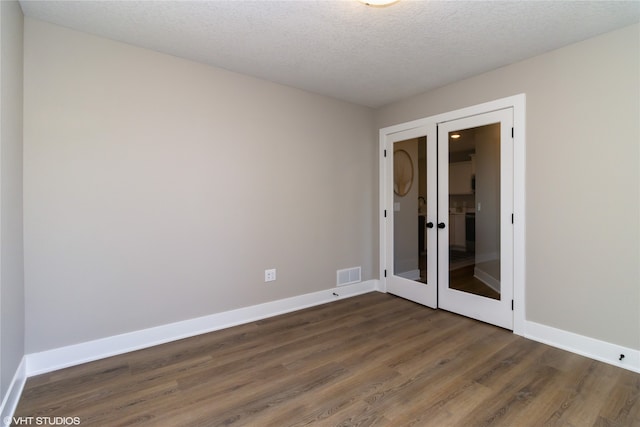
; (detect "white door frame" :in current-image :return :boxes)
[379,94,526,336]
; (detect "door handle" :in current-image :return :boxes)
[437,222,446,229]
[426,222,434,229]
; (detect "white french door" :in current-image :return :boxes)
[382,106,515,330]
[384,124,438,308]
[437,108,514,330]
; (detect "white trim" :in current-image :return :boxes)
[381,94,525,135]
[379,128,388,294]
[0,357,27,427]
[525,320,640,373]
[511,94,526,336]
[26,280,378,376]
[473,268,500,293]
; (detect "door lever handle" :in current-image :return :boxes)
[437,222,446,229]
[426,222,434,229]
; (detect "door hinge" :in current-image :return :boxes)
[384,210,387,218]
[511,213,514,224]
[384,149,387,157]
[511,127,514,138]
[511,300,514,311]
[384,269,387,277]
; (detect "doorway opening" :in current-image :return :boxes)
[380,95,526,334]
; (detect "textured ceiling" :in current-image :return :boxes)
[19,0,640,108]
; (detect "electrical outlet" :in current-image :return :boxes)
[265,268,276,282]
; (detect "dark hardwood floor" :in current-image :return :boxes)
[14,292,640,426]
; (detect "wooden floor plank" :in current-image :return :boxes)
[597,371,640,426]
[13,292,640,426]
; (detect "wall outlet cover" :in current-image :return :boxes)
[265,269,276,282]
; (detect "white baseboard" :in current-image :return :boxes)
[473,267,500,293]
[26,280,379,377]
[22,281,640,382]
[1,356,27,427]
[525,320,640,373]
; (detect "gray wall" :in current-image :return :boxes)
[20,16,640,359]
[0,0,24,400]
[474,124,500,265]
[377,24,640,349]
[23,19,376,353]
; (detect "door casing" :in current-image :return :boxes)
[379,94,526,336]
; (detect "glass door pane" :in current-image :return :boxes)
[393,137,427,283]
[448,124,501,300]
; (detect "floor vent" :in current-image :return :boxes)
[337,266,361,286]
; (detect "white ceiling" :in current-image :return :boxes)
[19,0,640,108]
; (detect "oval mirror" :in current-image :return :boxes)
[393,149,413,196]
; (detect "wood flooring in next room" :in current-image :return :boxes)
[449,264,500,300]
[14,292,640,426]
